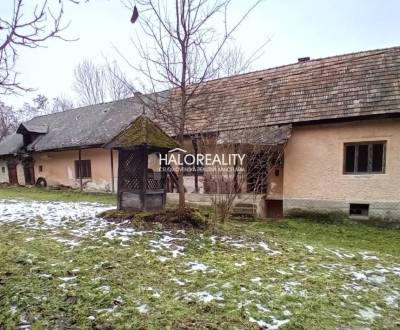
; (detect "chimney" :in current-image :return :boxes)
[298,57,310,63]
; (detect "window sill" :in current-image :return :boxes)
[343,173,386,176]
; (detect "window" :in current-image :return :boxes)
[75,160,92,178]
[1,167,5,173]
[349,203,369,217]
[344,142,386,174]
[38,165,43,172]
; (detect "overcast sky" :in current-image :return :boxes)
[1,0,400,108]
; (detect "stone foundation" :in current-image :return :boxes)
[284,198,400,224]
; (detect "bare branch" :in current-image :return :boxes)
[0,0,74,95]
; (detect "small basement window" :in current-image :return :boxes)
[349,203,369,217]
[344,141,386,174]
[75,160,92,178]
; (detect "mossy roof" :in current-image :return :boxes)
[104,115,180,150]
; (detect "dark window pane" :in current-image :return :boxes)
[75,160,91,178]
[357,144,369,172]
[345,145,355,172]
[372,144,384,172]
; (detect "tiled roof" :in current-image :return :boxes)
[176,46,400,134]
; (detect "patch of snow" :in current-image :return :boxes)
[358,307,381,321]
[59,276,76,282]
[352,272,367,281]
[184,291,224,303]
[98,285,111,293]
[249,317,290,330]
[258,242,281,256]
[369,275,386,285]
[158,256,170,262]
[250,277,262,284]
[325,248,355,259]
[172,278,187,286]
[384,294,399,308]
[359,252,379,261]
[256,304,270,313]
[304,245,314,253]
[136,304,148,314]
[186,261,209,272]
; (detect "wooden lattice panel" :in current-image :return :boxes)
[118,149,145,191]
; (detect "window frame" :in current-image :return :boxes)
[343,141,386,175]
[75,159,92,179]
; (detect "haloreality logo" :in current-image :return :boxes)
[159,148,246,173]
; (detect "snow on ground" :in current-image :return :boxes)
[1,199,400,329]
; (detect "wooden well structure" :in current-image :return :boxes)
[104,115,179,211]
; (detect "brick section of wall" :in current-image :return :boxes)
[284,198,400,223]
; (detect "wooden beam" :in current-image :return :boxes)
[110,149,114,193]
[78,149,83,191]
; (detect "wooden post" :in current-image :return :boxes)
[117,150,122,210]
[78,149,83,191]
[192,137,199,193]
[110,149,114,193]
[140,146,148,211]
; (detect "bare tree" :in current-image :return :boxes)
[119,0,264,210]
[13,93,73,123]
[0,0,71,95]
[72,59,133,105]
[0,100,18,140]
[51,95,73,112]
[199,127,287,223]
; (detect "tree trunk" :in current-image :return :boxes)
[178,165,185,210]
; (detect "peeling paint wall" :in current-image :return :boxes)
[32,148,118,192]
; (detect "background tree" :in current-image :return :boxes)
[120,0,265,210]
[72,60,134,105]
[51,95,74,113]
[0,101,18,140]
[0,0,70,95]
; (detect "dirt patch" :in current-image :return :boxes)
[98,207,209,230]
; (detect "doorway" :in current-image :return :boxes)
[7,161,18,185]
[22,159,35,185]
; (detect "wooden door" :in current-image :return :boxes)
[7,162,18,185]
[23,161,35,185]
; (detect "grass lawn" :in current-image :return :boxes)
[0,185,117,205]
[0,187,399,329]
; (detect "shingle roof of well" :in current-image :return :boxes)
[0,45,399,155]
[104,115,180,150]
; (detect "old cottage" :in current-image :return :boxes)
[0,46,399,222]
